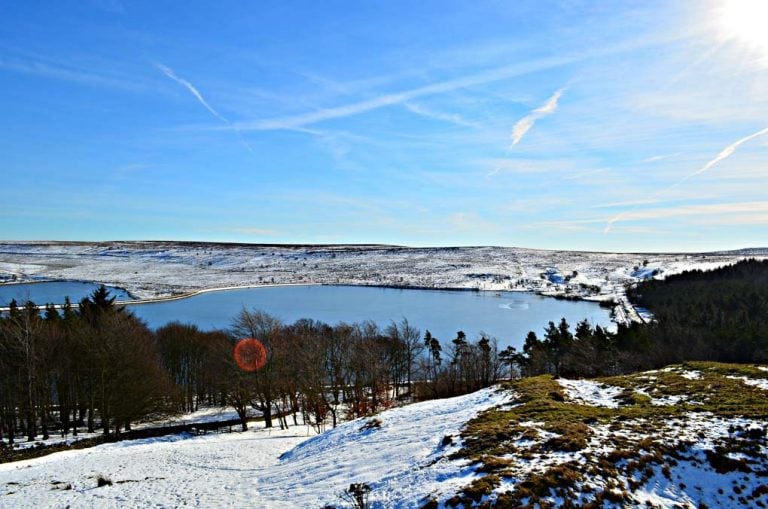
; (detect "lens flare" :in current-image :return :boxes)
[234,338,267,372]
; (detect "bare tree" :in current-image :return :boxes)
[385,318,422,399]
[5,301,44,441]
[230,309,284,428]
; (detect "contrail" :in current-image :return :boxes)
[213,33,682,133]
[605,126,768,233]
[156,64,228,123]
[510,88,565,147]
[685,126,768,180]
[156,63,254,153]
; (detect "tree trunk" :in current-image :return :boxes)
[41,408,49,440]
[87,402,95,433]
[330,406,338,428]
[235,405,248,431]
[6,415,14,446]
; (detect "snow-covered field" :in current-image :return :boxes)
[0,388,510,508]
[558,378,623,408]
[6,407,262,452]
[2,365,766,508]
[0,241,764,323]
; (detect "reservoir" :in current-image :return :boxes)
[0,282,613,349]
[128,285,612,349]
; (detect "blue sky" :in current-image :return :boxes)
[1,0,767,252]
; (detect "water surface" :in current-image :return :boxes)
[129,285,612,350]
[0,282,613,349]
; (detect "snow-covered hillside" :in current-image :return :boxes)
[454,363,768,508]
[0,242,763,323]
[0,388,510,508]
[2,363,766,508]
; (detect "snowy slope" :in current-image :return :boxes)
[2,365,766,508]
[0,387,511,508]
[462,364,768,508]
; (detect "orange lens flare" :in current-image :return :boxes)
[234,338,267,372]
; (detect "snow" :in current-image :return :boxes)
[0,426,308,508]
[627,367,707,406]
[558,378,623,408]
[650,394,686,406]
[152,406,261,426]
[631,266,658,279]
[495,411,768,508]
[0,387,512,508]
[3,369,767,508]
[726,375,768,391]
[1,406,261,451]
[629,412,768,508]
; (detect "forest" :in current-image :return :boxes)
[0,286,505,447]
[512,258,768,377]
[2,258,765,449]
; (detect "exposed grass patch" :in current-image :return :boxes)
[686,361,768,379]
[615,389,651,407]
[96,475,112,487]
[359,418,382,432]
[600,362,768,418]
[444,363,768,508]
[459,474,500,503]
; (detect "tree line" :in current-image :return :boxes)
[509,258,768,377]
[0,286,507,445]
[7,259,758,445]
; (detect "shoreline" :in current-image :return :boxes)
[0,281,324,312]
[0,280,636,324]
[0,241,759,326]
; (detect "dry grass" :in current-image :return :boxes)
[442,362,768,508]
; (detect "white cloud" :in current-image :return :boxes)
[562,168,608,180]
[228,39,659,133]
[0,57,139,90]
[685,126,768,180]
[483,156,582,177]
[642,152,682,163]
[698,214,768,225]
[591,198,662,209]
[192,33,675,134]
[403,102,479,128]
[510,88,566,146]
[534,89,564,115]
[232,58,568,131]
[610,201,768,223]
[511,117,535,146]
[605,126,768,232]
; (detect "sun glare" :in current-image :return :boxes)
[717,0,768,57]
